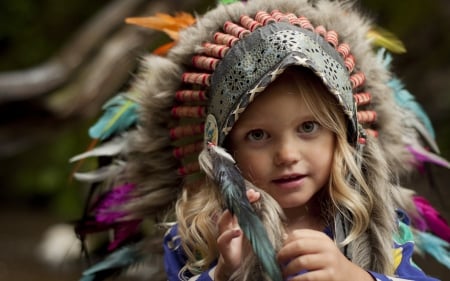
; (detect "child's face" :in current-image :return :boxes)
[228,75,335,211]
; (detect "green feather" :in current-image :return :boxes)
[367,27,406,54]
[219,0,241,5]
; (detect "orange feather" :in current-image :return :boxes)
[152,42,176,56]
[125,12,196,41]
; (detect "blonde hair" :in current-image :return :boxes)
[288,68,395,273]
[174,67,395,278]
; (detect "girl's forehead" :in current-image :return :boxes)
[234,87,313,125]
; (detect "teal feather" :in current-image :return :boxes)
[80,245,142,281]
[207,144,283,281]
[415,231,450,269]
[89,93,138,141]
[388,78,435,140]
[377,49,435,140]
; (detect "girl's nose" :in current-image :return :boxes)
[274,137,300,166]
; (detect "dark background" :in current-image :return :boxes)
[0,0,448,280]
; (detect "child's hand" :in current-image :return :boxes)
[277,229,374,281]
[214,189,260,281]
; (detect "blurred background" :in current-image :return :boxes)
[0,0,448,280]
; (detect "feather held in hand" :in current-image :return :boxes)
[199,143,283,281]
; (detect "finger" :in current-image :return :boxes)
[277,237,328,263]
[217,210,237,234]
[246,188,261,203]
[284,269,327,281]
[284,229,329,244]
[281,253,324,278]
[217,228,242,249]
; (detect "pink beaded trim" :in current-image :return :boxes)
[175,90,207,102]
[192,55,220,71]
[171,106,206,118]
[173,142,203,159]
[357,110,377,124]
[170,124,205,140]
[202,43,229,58]
[181,73,211,86]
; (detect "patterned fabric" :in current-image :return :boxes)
[163,212,441,281]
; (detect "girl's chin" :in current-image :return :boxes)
[276,198,309,210]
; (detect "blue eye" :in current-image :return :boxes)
[299,121,319,134]
[247,129,268,141]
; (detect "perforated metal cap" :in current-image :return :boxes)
[206,22,357,146]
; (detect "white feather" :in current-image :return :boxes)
[74,161,125,182]
[70,135,127,163]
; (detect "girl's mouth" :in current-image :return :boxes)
[272,174,305,189]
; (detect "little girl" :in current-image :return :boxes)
[72,0,449,280]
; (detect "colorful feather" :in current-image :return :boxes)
[201,143,283,281]
[152,41,176,56]
[89,94,138,141]
[80,245,143,281]
[76,184,141,251]
[414,231,450,269]
[407,144,450,171]
[77,184,131,254]
[219,0,243,4]
[125,12,196,41]
[388,77,436,142]
[413,196,450,243]
[95,183,136,223]
[367,27,406,54]
[74,161,125,183]
[377,48,446,170]
[70,134,127,163]
[70,94,136,181]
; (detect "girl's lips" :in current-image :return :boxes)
[272,174,305,189]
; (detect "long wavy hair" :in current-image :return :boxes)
[175,67,395,279]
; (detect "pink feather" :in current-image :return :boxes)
[407,144,450,173]
[413,195,450,243]
[96,183,135,223]
[94,183,142,251]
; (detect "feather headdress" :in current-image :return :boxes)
[71,0,450,279]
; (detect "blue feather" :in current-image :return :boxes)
[415,231,450,269]
[80,245,142,281]
[89,93,139,141]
